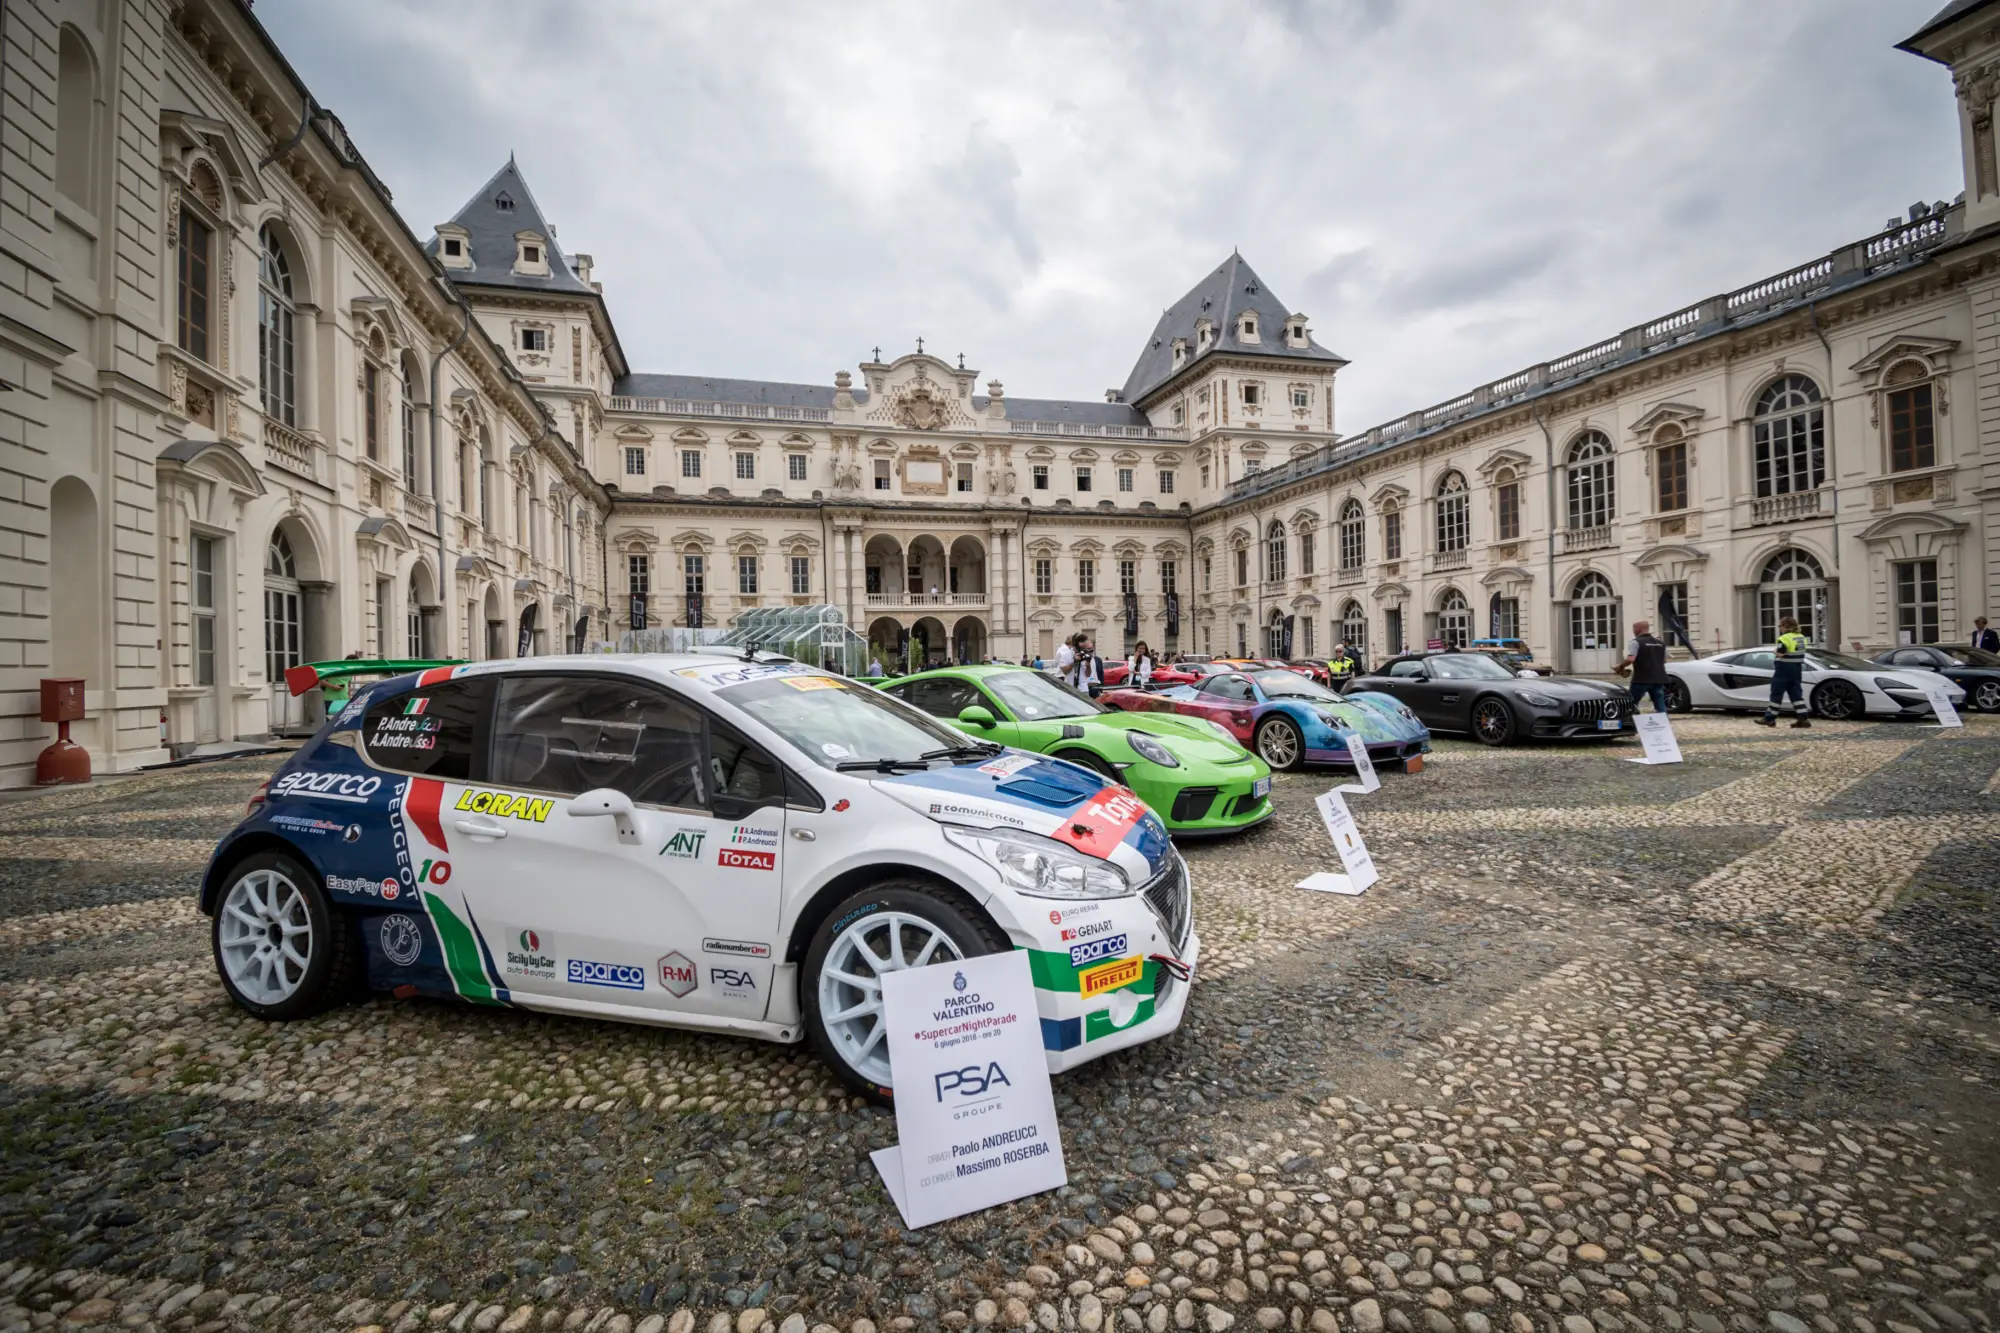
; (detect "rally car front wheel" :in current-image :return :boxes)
[211,851,359,1021]
[802,882,1007,1103]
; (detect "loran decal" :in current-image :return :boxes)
[718,848,776,871]
[1050,786,1148,859]
[454,789,555,822]
[270,771,383,805]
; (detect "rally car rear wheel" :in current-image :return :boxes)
[803,882,1007,1103]
[212,851,357,1021]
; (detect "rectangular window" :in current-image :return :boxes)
[1078,559,1096,594]
[1119,559,1136,595]
[1655,443,1688,512]
[1075,467,1092,492]
[948,461,970,492]
[1495,597,1522,641]
[791,555,810,596]
[735,451,756,481]
[1894,559,1939,644]
[1657,581,1688,643]
[1498,481,1522,538]
[681,450,702,479]
[1236,623,1248,656]
[1299,531,1315,576]
[625,446,647,476]
[1234,547,1249,587]
[1117,467,1134,493]
[363,364,380,460]
[1385,607,1404,655]
[1160,560,1177,595]
[1384,510,1403,561]
[1034,558,1052,595]
[1291,387,1309,409]
[628,553,650,599]
[1302,616,1315,657]
[1159,469,1175,494]
[520,328,547,352]
[177,210,211,361]
[403,382,419,491]
[874,459,891,491]
[1172,403,1185,425]
[192,535,216,687]
[683,554,704,596]
[1201,556,1212,591]
[1888,384,1936,472]
[1032,465,1049,491]
[375,577,391,659]
[1242,384,1261,407]
[738,555,758,595]
[789,453,809,482]
[1199,465,1211,488]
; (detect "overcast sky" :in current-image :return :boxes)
[255,0,1962,431]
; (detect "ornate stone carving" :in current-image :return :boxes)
[167,360,189,416]
[1934,470,1955,502]
[1958,60,2000,197]
[893,380,950,431]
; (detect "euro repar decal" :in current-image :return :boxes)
[453,788,555,822]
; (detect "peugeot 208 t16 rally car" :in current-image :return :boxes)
[201,654,1199,1100]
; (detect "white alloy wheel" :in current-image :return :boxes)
[816,910,966,1088]
[217,868,315,1005]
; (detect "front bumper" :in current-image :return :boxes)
[1303,737,1430,767]
[1132,767,1272,832]
[1044,928,1200,1074]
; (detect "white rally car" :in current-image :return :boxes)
[201,654,1197,1101]
[1664,647,1966,720]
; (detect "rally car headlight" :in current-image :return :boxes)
[1126,733,1180,768]
[1518,691,1560,707]
[942,824,1134,899]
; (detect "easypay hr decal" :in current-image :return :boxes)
[454,789,555,822]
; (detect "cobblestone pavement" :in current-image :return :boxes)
[3,714,1998,1333]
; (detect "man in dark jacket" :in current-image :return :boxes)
[1618,619,1671,714]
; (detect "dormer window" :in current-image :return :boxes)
[522,244,540,264]
[1196,319,1213,351]
[1239,315,1258,343]
[514,234,550,276]
[435,226,472,269]
[495,191,514,212]
[1286,316,1308,347]
[1171,337,1187,368]
[442,238,463,258]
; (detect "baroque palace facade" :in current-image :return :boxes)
[3,0,2000,785]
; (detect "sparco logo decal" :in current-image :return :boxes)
[271,771,383,804]
[567,959,645,990]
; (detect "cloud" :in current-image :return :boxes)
[252,0,1960,430]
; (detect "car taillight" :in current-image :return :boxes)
[245,779,270,820]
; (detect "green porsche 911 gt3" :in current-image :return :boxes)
[876,664,1273,837]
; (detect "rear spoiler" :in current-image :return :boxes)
[285,659,466,697]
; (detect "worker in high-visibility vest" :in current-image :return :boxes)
[1325,645,1358,681]
[1757,616,1811,728]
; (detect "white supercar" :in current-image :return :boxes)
[1663,648,1965,720]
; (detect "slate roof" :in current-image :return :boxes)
[613,374,1151,428]
[429,157,595,296]
[1119,252,1345,406]
[1899,0,2000,51]
[982,397,1148,428]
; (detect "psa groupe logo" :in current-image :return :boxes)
[934,1061,1012,1102]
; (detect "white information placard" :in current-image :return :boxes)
[1624,712,1684,765]
[1300,788,1378,894]
[1918,676,1963,729]
[869,948,1067,1229]
[1337,731,1380,794]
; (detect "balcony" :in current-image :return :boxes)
[1009,420,1187,441]
[1560,524,1613,553]
[608,396,831,423]
[1431,548,1469,572]
[1750,488,1825,526]
[1335,566,1366,586]
[263,418,318,481]
[865,591,990,609]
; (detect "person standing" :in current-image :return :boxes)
[1757,615,1811,728]
[1054,634,1077,680]
[1071,636,1105,695]
[1130,641,1155,687]
[1325,643,1358,682]
[1617,620,1670,714]
[866,654,883,678]
[1974,617,1999,652]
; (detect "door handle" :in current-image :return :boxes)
[454,819,508,840]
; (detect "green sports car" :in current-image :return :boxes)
[876,664,1273,837]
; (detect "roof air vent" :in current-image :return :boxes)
[495,191,514,212]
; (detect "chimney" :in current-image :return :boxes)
[574,253,594,285]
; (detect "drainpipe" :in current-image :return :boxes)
[1806,298,1843,646]
[428,285,473,654]
[1532,403,1558,670]
[257,90,316,170]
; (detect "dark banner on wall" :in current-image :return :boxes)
[1123,592,1139,637]
[1280,614,1296,659]
[1658,587,1695,655]
[1489,592,1503,639]
[517,604,538,658]
[630,596,648,632]
[1164,592,1181,638]
[687,593,704,630]
[573,615,590,653]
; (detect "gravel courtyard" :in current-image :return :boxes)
[2,715,1998,1333]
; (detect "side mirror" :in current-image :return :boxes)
[570,787,641,845]
[957,704,997,729]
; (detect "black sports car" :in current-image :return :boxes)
[1346,651,1632,746]
[1870,644,2000,712]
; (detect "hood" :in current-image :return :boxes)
[1090,712,1250,764]
[1525,676,1626,697]
[873,752,1172,884]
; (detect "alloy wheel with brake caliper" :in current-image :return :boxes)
[1255,718,1303,771]
[1471,697,1516,745]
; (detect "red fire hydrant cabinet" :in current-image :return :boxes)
[36,677,90,785]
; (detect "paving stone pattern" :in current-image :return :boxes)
[1,715,1997,1333]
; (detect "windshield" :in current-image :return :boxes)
[1251,669,1342,702]
[1806,651,1878,672]
[985,670,1102,720]
[1429,654,1516,681]
[717,674,965,768]
[1942,646,2000,667]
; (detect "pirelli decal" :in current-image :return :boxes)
[453,788,555,822]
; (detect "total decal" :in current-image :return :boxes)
[505,929,557,982]
[1049,787,1150,860]
[718,848,776,871]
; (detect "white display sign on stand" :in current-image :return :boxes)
[1298,789,1379,895]
[1918,676,1964,729]
[869,948,1068,1229]
[1624,712,1684,765]
[1337,731,1380,794]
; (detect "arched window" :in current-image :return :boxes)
[1340,599,1367,655]
[263,531,300,684]
[1565,431,1614,530]
[1753,376,1824,497]
[1266,607,1288,658]
[1569,572,1617,655]
[1338,499,1365,571]
[1757,549,1827,644]
[258,226,297,425]
[400,361,419,490]
[1437,589,1471,648]
[1265,520,1287,584]
[1435,472,1469,553]
[56,28,95,206]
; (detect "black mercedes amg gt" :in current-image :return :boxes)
[1345,651,1633,746]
